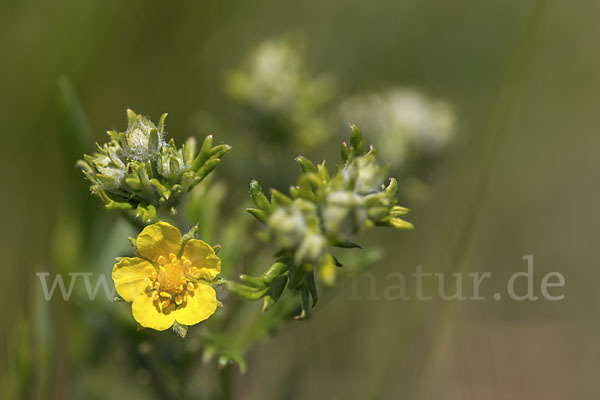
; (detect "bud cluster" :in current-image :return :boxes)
[78,110,231,222]
[228,124,412,318]
[339,88,455,167]
[224,37,333,149]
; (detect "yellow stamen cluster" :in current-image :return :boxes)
[144,253,195,311]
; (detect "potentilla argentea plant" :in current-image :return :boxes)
[78,110,412,364]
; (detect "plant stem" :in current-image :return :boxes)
[219,365,234,400]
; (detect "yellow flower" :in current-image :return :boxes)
[112,221,220,331]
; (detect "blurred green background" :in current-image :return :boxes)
[1,0,599,399]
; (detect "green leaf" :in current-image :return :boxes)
[148,128,160,154]
[317,161,330,183]
[306,271,318,307]
[135,204,157,223]
[150,178,169,198]
[388,217,414,230]
[158,113,168,134]
[246,208,267,224]
[385,178,398,196]
[295,155,317,174]
[262,275,288,311]
[239,274,266,289]
[332,240,362,249]
[349,123,365,155]
[270,189,292,207]
[191,134,213,171]
[210,144,232,159]
[340,142,349,167]
[184,136,197,165]
[249,180,272,213]
[287,265,308,290]
[263,262,288,284]
[390,205,410,217]
[295,285,310,320]
[226,281,270,300]
[194,159,221,182]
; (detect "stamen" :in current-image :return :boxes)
[157,255,167,265]
[160,299,170,311]
[175,295,183,305]
[160,291,171,299]
[152,291,159,301]
[183,259,192,267]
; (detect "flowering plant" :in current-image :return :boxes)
[79,110,412,361]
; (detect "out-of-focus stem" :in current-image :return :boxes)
[219,365,233,400]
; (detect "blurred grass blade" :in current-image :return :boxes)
[57,76,94,164]
[32,281,51,400]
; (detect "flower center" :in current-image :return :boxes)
[158,254,186,292]
[146,253,195,311]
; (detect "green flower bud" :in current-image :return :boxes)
[87,145,127,190]
[157,145,187,180]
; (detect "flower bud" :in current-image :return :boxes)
[268,206,307,249]
[157,145,186,180]
[123,110,165,161]
[88,146,127,190]
[341,153,386,195]
[295,231,327,265]
[322,190,367,236]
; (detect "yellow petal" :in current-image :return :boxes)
[181,239,221,281]
[136,222,182,262]
[132,292,176,331]
[319,254,336,286]
[112,257,155,302]
[174,284,217,326]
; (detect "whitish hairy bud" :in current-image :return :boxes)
[322,190,367,236]
[294,232,328,265]
[123,109,164,161]
[224,37,334,149]
[341,152,386,195]
[268,206,307,249]
[339,88,455,167]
